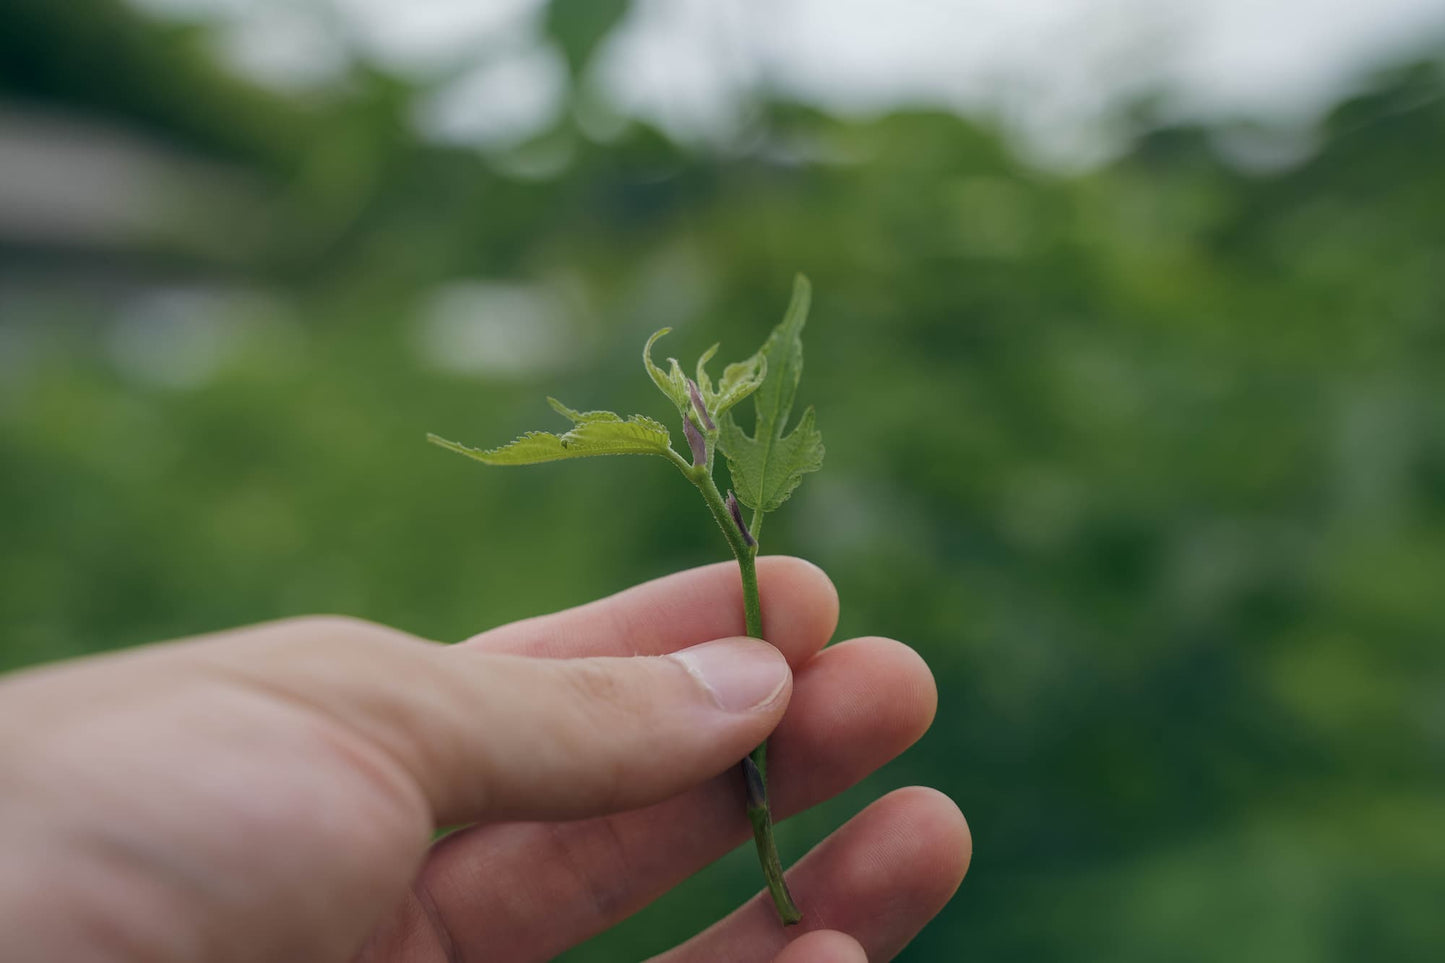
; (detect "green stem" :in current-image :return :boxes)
[675,451,801,925]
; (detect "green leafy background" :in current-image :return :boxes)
[2,2,1444,959]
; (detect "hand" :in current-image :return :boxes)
[0,558,969,962]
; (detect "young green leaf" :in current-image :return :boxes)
[428,397,674,465]
[697,344,767,422]
[643,328,692,417]
[718,275,825,513]
[648,328,767,427]
[719,406,823,512]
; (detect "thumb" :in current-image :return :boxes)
[198,617,792,825]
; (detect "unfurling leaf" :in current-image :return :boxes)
[644,328,692,417]
[718,275,825,513]
[428,397,674,466]
[698,345,766,422]
[649,328,767,428]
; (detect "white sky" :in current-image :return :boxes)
[129,0,1445,164]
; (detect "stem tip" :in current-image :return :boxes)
[687,378,716,431]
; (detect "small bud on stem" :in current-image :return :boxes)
[683,414,707,467]
[742,754,767,811]
[727,490,756,547]
[687,378,716,431]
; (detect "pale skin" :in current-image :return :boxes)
[0,557,970,962]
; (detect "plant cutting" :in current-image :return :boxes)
[428,275,824,925]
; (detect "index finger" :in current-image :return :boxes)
[462,556,839,666]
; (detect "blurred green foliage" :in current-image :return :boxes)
[2,2,1443,960]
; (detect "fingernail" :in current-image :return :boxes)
[671,639,789,713]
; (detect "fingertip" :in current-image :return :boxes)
[878,786,973,901]
[756,556,839,660]
[774,929,868,963]
[669,637,793,716]
[775,638,937,799]
[803,637,936,743]
[467,557,839,664]
[655,785,973,962]
[879,638,938,742]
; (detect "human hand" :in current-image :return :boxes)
[0,558,969,962]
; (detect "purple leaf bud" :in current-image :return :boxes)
[742,755,767,811]
[687,378,716,431]
[683,414,707,467]
[727,490,756,547]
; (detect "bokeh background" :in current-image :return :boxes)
[4,1,1445,959]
